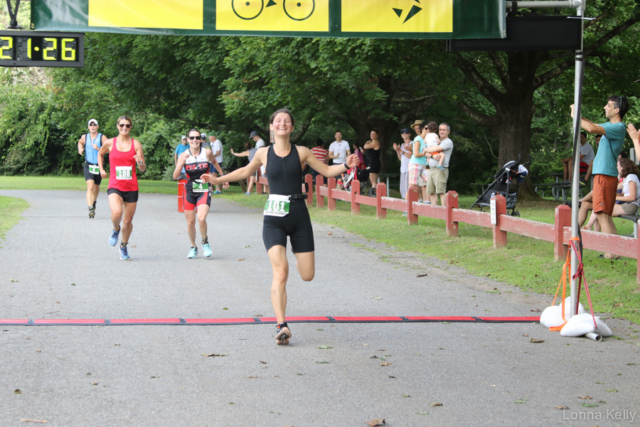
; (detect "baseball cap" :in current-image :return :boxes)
[88,119,98,126]
[181,135,187,140]
[201,133,207,138]
[401,128,411,134]
[250,131,259,138]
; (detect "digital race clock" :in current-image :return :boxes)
[0,31,84,68]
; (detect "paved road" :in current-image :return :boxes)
[1,190,639,426]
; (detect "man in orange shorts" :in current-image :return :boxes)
[571,95,628,259]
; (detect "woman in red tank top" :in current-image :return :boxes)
[97,115,146,260]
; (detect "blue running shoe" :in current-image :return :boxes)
[202,243,212,257]
[188,246,198,259]
[244,192,251,196]
[213,190,222,195]
[119,244,130,260]
[109,228,120,246]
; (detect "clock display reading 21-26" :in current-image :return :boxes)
[0,31,84,68]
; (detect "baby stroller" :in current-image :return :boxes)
[471,155,531,217]
[340,166,370,194]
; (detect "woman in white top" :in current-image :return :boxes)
[584,157,640,231]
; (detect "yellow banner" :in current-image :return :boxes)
[342,0,453,33]
[88,0,204,29]
[216,0,329,32]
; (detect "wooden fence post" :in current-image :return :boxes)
[492,194,507,248]
[554,205,571,261]
[305,174,313,207]
[445,191,458,237]
[407,187,418,225]
[316,175,324,208]
[351,180,360,215]
[377,182,386,219]
[327,177,336,211]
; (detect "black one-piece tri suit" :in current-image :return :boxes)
[262,145,315,253]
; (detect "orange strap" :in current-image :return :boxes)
[549,244,573,332]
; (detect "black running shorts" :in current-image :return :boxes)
[84,161,103,185]
[262,200,315,253]
[107,188,139,203]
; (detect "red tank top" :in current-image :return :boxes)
[108,138,138,191]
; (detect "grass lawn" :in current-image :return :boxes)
[1,176,638,324]
[0,196,29,247]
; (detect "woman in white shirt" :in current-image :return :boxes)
[584,158,640,231]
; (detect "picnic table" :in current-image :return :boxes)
[533,173,584,202]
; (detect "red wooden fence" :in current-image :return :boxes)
[260,172,640,283]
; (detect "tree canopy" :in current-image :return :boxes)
[1,1,639,194]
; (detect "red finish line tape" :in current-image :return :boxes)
[0,316,541,326]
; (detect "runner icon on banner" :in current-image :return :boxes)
[217,0,328,31]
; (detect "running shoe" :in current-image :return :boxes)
[202,243,212,257]
[244,192,251,196]
[213,190,222,195]
[188,246,198,259]
[119,245,130,260]
[109,228,120,246]
[275,323,291,345]
[402,212,408,216]
[88,207,95,219]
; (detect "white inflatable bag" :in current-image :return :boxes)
[560,313,613,337]
[540,297,584,328]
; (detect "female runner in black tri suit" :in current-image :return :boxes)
[202,109,358,345]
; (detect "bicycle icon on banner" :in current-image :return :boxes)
[232,0,316,21]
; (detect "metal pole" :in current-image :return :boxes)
[569,0,585,317]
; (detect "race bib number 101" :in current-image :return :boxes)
[264,195,290,217]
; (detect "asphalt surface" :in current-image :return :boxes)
[1,190,639,427]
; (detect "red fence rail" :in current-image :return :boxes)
[261,173,640,283]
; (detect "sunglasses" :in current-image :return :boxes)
[89,123,98,126]
[188,136,202,140]
[118,123,131,128]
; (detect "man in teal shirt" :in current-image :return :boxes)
[571,95,628,259]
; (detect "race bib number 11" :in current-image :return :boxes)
[264,195,290,217]
[116,166,133,180]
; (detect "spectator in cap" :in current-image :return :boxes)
[174,135,189,180]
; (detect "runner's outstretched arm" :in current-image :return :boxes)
[302,148,358,177]
[201,152,263,185]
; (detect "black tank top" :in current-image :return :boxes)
[265,144,304,196]
[366,148,380,164]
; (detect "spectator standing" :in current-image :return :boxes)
[231,141,258,195]
[425,123,454,206]
[571,95,628,259]
[363,129,381,195]
[408,122,429,203]
[207,134,224,194]
[561,131,595,183]
[174,135,189,180]
[311,138,328,181]
[251,130,269,192]
[394,128,413,200]
[328,131,351,165]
